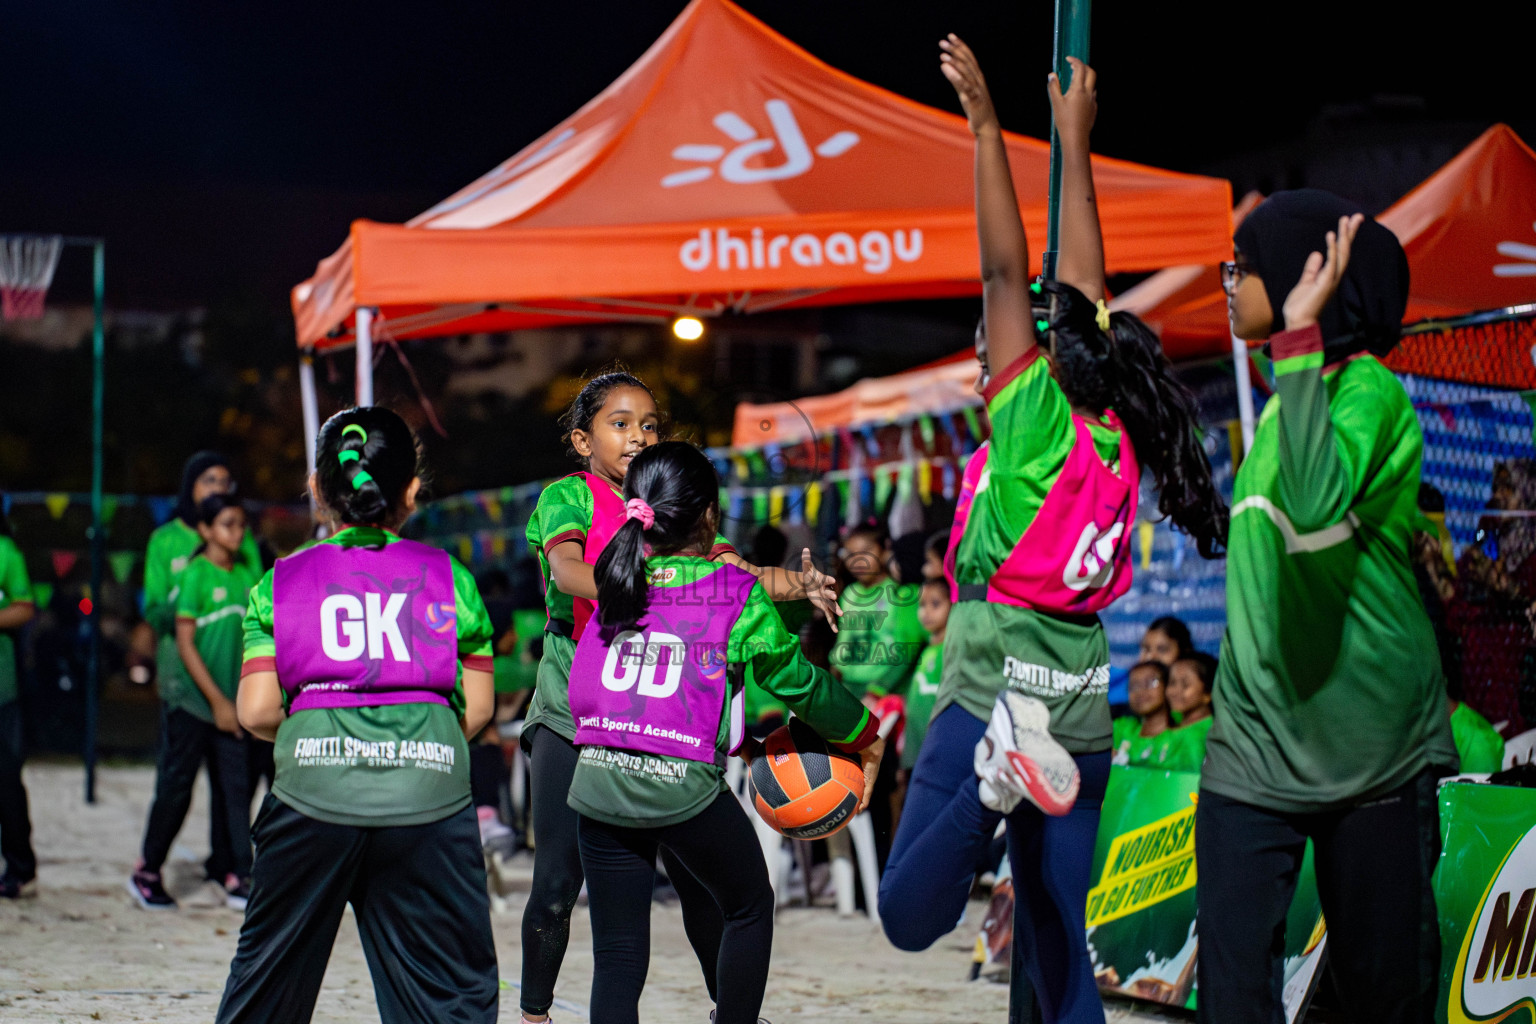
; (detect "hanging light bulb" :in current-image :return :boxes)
[672,316,705,342]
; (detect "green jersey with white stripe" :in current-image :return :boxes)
[173,554,260,720]
[1203,326,1457,813]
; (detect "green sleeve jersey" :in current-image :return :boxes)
[1146,717,1212,774]
[146,520,261,713]
[493,608,547,694]
[1203,329,1459,813]
[0,536,35,706]
[172,555,259,713]
[900,642,944,770]
[244,527,494,827]
[933,351,1118,751]
[830,580,927,696]
[1110,715,1140,765]
[525,475,594,629]
[954,350,1121,588]
[1451,701,1505,774]
[567,556,873,829]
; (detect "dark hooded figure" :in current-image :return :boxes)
[132,451,263,907]
[1200,190,1457,1024]
[1233,189,1411,362]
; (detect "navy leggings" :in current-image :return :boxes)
[879,703,1110,1024]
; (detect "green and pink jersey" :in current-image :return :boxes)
[1203,325,1457,813]
[523,471,736,742]
[566,555,875,829]
[937,348,1137,752]
[241,527,493,827]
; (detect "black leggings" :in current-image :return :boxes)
[578,790,775,1024]
[217,797,497,1024]
[1195,767,1446,1024]
[141,704,253,878]
[520,726,724,1016]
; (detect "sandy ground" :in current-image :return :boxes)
[0,761,1179,1024]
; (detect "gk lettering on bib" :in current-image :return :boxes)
[569,564,756,764]
[273,537,459,711]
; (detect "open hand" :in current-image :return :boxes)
[940,34,999,137]
[1282,213,1364,331]
[801,547,842,633]
[1046,56,1097,147]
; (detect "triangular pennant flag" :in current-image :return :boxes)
[805,482,822,525]
[457,536,473,563]
[918,461,933,505]
[942,463,957,500]
[1139,521,1156,570]
[101,496,119,526]
[874,469,894,511]
[733,455,750,482]
[109,550,137,584]
[492,534,507,559]
[32,583,53,609]
[45,494,70,519]
[960,406,982,443]
[148,496,177,523]
[752,491,769,525]
[52,550,79,579]
[918,414,935,451]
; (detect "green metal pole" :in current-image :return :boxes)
[85,240,104,804]
[1042,0,1093,281]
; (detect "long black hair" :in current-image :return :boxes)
[594,441,720,630]
[1036,279,1228,558]
[314,406,423,528]
[1146,615,1194,660]
[559,368,657,463]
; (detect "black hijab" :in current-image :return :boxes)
[176,450,236,527]
[1234,189,1409,361]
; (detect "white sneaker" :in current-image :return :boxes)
[973,691,1079,816]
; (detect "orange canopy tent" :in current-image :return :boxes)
[291,0,1232,361]
[1112,125,1536,361]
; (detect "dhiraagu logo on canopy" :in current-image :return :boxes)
[669,99,923,276]
[1450,822,1536,1022]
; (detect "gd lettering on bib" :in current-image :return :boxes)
[569,564,756,764]
[273,538,459,711]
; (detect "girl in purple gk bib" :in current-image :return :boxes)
[217,407,499,1024]
[567,441,884,1024]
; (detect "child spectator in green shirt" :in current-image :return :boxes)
[1112,661,1172,767]
[1158,652,1215,773]
[830,524,927,699]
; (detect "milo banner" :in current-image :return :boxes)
[1086,765,1326,1019]
[1436,781,1536,1024]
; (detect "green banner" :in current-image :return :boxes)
[1435,782,1536,1024]
[1087,765,1326,1017]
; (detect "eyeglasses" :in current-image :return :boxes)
[1220,259,1254,296]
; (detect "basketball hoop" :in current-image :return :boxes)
[0,235,64,320]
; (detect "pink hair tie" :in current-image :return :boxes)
[625,498,655,530]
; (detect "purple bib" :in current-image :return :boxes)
[273,537,460,712]
[570,562,757,764]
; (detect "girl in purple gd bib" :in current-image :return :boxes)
[566,441,884,1024]
[217,407,499,1024]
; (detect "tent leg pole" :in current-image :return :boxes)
[1231,332,1256,458]
[355,307,374,406]
[299,351,320,511]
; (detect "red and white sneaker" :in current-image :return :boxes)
[973,691,1079,817]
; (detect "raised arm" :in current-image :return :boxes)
[1046,57,1106,303]
[941,34,1037,372]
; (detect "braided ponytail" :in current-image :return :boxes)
[315,407,424,529]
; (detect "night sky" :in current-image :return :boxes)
[5,0,1530,314]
